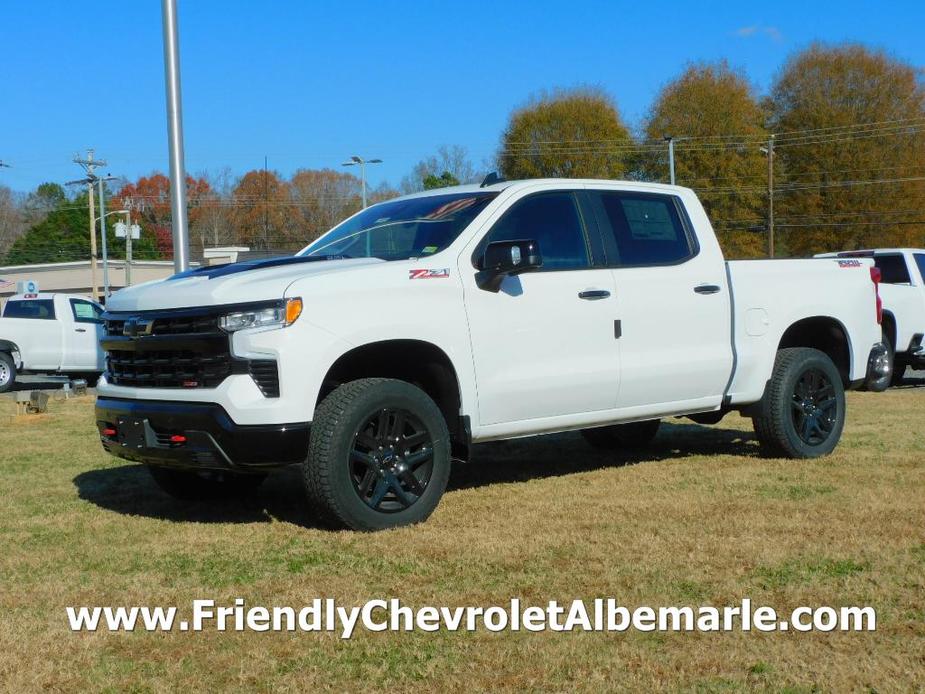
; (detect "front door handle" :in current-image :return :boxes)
[694,284,721,295]
[75,328,87,333]
[578,289,611,300]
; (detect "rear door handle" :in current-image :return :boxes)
[578,289,611,300]
[694,284,721,295]
[75,328,87,333]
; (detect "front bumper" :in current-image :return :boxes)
[96,397,309,471]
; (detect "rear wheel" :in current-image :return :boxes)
[865,328,894,392]
[0,352,16,394]
[303,378,451,531]
[147,466,266,500]
[581,419,661,451]
[752,347,845,458]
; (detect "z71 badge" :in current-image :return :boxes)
[409,268,450,279]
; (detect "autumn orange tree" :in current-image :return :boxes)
[228,170,292,251]
[768,43,925,255]
[643,61,769,258]
[113,173,211,258]
[498,88,632,179]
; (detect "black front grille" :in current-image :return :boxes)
[105,314,220,337]
[107,349,232,389]
[103,306,280,396]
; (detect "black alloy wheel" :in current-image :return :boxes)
[790,368,838,446]
[349,407,434,512]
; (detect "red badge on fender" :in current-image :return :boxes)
[409,268,450,279]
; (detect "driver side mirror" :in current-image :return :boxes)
[476,239,543,292]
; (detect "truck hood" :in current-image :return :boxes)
[106,255,386,312]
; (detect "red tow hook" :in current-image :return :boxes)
[102,427,117,438]
[169,434,187,444]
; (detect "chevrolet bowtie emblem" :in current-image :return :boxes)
[123,317,155,337]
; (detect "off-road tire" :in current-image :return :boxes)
[147,466,266,500]
[303,378,451,531]
[580,419,661,450]
[0,352,15,394]
[752,347,846,459]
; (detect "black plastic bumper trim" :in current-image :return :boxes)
[95,397,309,471]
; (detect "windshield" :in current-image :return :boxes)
[300,191,498,261]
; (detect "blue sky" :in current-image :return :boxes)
[2,0,924,193]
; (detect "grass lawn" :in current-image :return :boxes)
[0,387,922,691]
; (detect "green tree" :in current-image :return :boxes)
[4,187,160,265]
[498,87,632,179]
[768,43,925,255]
[422,171,460,189]
[643,61,768,258]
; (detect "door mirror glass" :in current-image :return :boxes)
[477,239,543,291]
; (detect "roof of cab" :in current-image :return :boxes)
[387,177,694,203]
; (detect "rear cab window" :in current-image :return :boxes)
[873,255,912,284]
[588,191,697,267]
[2,299,56,319]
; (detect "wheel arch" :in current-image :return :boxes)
[777,316,852,385]
[0,339,21,356]
[316,339,470,458]
[880,311,897,351]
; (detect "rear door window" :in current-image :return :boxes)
[591,192,695,266]
[874,255,911,284]
[2,299,56,319]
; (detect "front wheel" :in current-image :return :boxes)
[0,352,16,394]
[752,347,846,458]
[303,378,451,531]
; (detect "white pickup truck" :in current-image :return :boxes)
[95,179,888,530]
[0,293,106,393]
[816,249,925,385]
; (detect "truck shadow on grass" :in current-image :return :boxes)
[72,421,760,528]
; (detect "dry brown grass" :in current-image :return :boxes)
[0,387,923,692]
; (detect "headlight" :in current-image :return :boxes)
[220,298,302,332]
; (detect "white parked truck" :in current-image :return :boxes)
[0,292,106,393]
[816,249,925,386]
[95,179,888,529]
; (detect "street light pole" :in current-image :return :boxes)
[664,136,676,185]
[761,135,776,258]
[97,176,110,298]
[162,0,190,273]
[342,155,383,208]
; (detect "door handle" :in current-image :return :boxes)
[578,289,611,300]
[75,328,87,333]
[694,284,721,295]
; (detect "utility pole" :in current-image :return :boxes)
[263,155,269,250]
[761,135,775,258]
[162,0,191,273]
[664,136,676,185]
[124,203,134,286]
[342,155,383,208]
[72,150,105,301]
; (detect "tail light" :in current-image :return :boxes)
[870,266,883,325]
